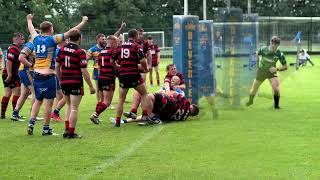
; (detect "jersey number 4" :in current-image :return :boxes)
[121,48,130,58]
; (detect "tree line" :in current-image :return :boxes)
[0,0,320,44]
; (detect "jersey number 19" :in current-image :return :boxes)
[121,48,130,58]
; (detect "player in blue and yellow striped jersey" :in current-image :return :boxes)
[26,14,88,136]
[86,33,106,102]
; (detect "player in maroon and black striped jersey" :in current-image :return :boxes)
[115,92,199,125]
[123,28,152,120]
[112,29,154,127]
[136,28,152,61]
[163,64,185,92]
[147,36,161,86]
[143,93,199,124]
[90,35,119,124]
[55,30,95,139]
[1,33,25,119]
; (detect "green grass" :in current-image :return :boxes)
[0,56,320,179]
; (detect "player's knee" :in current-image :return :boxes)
[274,90,280,96]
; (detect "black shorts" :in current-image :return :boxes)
[256,69,277,82]
[152,93,164,114]
[152,60,158,67]
[98,78,115,91]
[119,75,144,88]
[61,83,84,96]
[2,74,21,89]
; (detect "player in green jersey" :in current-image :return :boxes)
[246,36,287,109]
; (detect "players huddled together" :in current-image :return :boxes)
[0,14,199,139]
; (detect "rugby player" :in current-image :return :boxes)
[56,29,95,138]
[90,35,118,124]
[11,32,38,121]
[163,64,185,92]
[124,63,185,119]
[1,33,25,119]
[87,33,106,102]
[112,29,153,127]
[147,36,160,86]
[298,49,314,67]
[123,28,152,119]
[111,93,199,125]
[51,41,68,122]
[246,36,287,109]
[26,14,88,135]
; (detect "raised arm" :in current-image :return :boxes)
[27,14,36,35]
[114,21,126,37]
[63,16,88,39]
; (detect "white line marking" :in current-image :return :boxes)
[80,126,164,179]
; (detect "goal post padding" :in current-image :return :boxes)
[214,9,258,107]
[199,20,215,97]
[173,15,200,104]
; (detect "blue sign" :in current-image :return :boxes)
[173,15,199,104]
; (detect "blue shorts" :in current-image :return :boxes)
[93,68,99,81]
[55,75,61,91]
[18,70,33,87]
[33,73,56,101]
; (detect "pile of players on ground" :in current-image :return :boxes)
[0,15,199,139]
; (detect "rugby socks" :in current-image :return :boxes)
[274,95,280,108]
[157,79,160,86]
[12,110,19,117]
[28,118,35,127]
[95,102,107,115]
[65,120,69,131]
[68,127,75,136]
[43,125,50,132]
[53,108,60,115]
[12,95,19,111]
[142,109,148,116]
[131,108,137,114]
[115,117,121,126]
[1,96,9,117]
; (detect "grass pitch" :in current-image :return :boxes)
[0,56,319,179]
